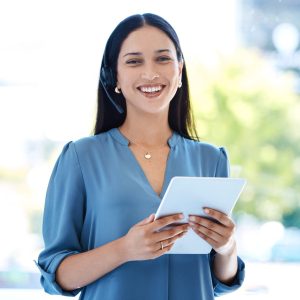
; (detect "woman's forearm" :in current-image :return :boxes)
[213,241,238,284]
[56,236,128,291]
[55,213,188,291]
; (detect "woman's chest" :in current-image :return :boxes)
[129,145,170,196]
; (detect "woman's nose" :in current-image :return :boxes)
[141,73,160,80]
[140,64,160,80]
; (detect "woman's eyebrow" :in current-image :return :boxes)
[123,52,142,57]
[123,49,171,57]
[156,49,171,54]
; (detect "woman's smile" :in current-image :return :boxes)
[137,84,166,98]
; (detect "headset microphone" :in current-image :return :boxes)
[99,66,124,114]
[99,77,124,114]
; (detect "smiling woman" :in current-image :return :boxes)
[35,13,245,300]
[116,26,182,115]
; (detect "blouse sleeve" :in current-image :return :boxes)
[214,147,230,177]
[35,142,86,296]
[209,249,245,296]
[210,147,246,295]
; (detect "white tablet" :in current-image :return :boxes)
[154,176,246,254]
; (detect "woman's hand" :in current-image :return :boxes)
[188,208,236,256]
[123,213,189,261]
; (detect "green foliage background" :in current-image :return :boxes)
[188,50,300,227]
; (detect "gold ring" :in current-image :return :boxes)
[160,241,164,250]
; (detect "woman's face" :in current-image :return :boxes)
[117,25,183,115]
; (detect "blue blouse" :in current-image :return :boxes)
[36,128,245,300]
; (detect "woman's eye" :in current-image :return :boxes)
[157,56,171,62]
[126,59,142,65]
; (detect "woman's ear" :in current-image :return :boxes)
[178,61,184,86]
[178,60,184,78]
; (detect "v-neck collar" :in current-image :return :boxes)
[109,127,180,148]
[109,127,180,199]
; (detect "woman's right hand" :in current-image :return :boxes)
[122,213,189,261]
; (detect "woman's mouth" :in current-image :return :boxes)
[137,85,166,98]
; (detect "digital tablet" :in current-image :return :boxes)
[154,176,246,254]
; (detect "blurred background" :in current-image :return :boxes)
[0,0,299,299]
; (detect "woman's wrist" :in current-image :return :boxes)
[213,240,238,284]
[215,238,236,257]
[116,236,132,263]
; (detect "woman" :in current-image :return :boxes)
[36,13,245,300]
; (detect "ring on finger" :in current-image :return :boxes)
[160,241,164,250]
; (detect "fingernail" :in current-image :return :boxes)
[189,216,196,221]
[179,214,184,219]
[203,208,210,214]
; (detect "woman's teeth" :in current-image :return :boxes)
[139,86,163,93]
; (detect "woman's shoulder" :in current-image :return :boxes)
[180,135,227,157]
[179,135,229,175]
[71,130,113,151]
[54,131,113,162]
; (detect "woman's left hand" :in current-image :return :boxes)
[188,208,236,256]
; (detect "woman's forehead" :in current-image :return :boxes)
[119,26,176,56]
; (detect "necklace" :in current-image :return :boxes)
[125,135,169,160]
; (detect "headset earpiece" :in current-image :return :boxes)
[100,66,115,88]
[99,65,124,114]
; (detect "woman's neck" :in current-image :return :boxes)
[118,113,172,147]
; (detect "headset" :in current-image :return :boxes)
[99,55,124,114]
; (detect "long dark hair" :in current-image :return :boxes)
[94,13,199,140]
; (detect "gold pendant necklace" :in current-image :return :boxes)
[119,128,168,161]
[125,136,168,160]
[144,152,152,159]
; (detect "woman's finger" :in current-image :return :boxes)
[203,208,234,228]
[190,223,220,243]
[158,230,187,250]
[157,242,175,253]
[151,214,185,232]
[154,224,189,242]
[189,215,223,233]
[190,216,237,255]
[191,228,219,248]
[135,213,155,226]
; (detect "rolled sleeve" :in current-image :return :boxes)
[34,252,81,296]
[209,250,245,296]
[35,142,86,296]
